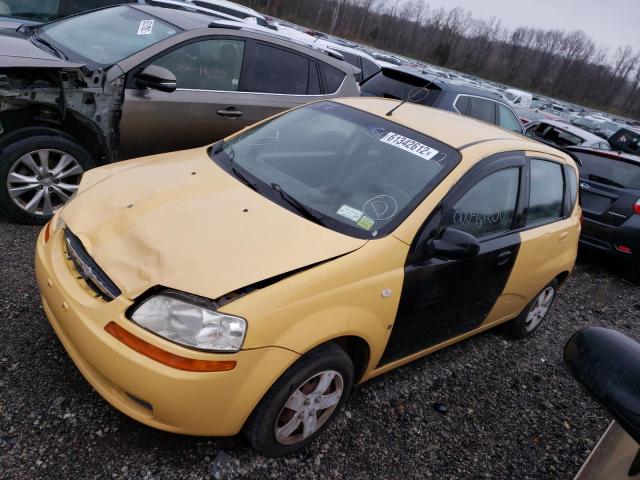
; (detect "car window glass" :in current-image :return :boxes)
[307,62,321,95]
[566,166,578,213]
[454,95,470,114]
[251,44,309,94]
[578,153,640,190]
[442,168,520,238]
[498,104,522,133]
[2,0,60,21]
[319,62,346,94]
[221,101,460,238]
[154,39,244,91]
[361,58,380,82]
[40,6,180,66]
[527,159,564,226]
[465,97,497,124]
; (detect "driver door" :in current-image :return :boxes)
[379,153,528,365]
[119,36,253,159]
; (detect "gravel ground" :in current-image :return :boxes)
[1,217,639,480]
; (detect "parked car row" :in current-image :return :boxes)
[0,0,638,467]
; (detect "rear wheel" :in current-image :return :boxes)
[0,135,94,224]
[244,343,354,457]
[506,279,558,339]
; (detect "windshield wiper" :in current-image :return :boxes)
[31,36,68,60]
[270,183,325,226]
[231,167,257,191]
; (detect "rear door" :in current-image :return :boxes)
[576,151,640,228]
[380,153,527,365]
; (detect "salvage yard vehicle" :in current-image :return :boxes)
[0,0,138,24]
[36,98,580,456]
[564,327,640,479]
[570,146,640,284]
[361,66,525,134]
[525,120,611,151]
[0,5,359,224]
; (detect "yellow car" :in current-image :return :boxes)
[35,98,580,457]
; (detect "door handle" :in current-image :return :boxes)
[217,107,243,118]
[559,232,569,242]
[497,250,512,266]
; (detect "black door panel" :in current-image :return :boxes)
[380,234,520,365]
[379,152,528,367]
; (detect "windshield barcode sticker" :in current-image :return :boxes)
[137,20,154,35]
[379,132,439,161]
[337,204,363,222]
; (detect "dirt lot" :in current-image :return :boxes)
[1,218,638,480]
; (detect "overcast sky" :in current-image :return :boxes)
[403,0,639,56]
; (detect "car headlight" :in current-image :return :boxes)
[129,292,246,352]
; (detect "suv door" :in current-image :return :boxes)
[379,153,527,365]
[119,35,250,159]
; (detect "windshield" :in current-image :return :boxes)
[215,102,460,238]
[38,6,180,66]
[1,0,60,21]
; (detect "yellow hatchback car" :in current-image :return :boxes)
[35,98,580,457]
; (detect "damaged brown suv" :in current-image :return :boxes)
[0,4,359,223]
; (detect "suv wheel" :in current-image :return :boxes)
[0,135,94,224]
[245,343,354,457]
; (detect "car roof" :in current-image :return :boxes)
[190,0,266,19]
[333,97,562,155]
[128,5,352,67]
[568,146,640,164]
[529,119,604,143]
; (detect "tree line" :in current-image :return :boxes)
[238,0,640,119]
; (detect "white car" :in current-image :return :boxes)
[525,120,611,150]
[503,88,533,108]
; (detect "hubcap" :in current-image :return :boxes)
[525,286,555,332]
[274,370,344,445]
[7,149,83,216]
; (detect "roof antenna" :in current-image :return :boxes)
[386,78,435,116]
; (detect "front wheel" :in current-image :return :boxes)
[0,135,94,224]
[506,279,558,339]
[244,343,354,457]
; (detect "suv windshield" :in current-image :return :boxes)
[214,101,460,238]
[39,6,180,66]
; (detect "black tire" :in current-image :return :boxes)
[0,135,94,224]
[506,279,559,339]
[244,343,354,457]
[622,258,640,285]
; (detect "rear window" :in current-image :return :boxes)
[251,44,310,95]
[527,123,583,147]
[319,63,346,94]
[577,152,640,190]
[361,70,441,104]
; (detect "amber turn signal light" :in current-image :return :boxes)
[104,322,237,372]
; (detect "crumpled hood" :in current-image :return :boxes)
[61,148,367,300]
[0,31,83,68]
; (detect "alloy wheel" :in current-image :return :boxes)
[7,149,83,217]
[525,286,555,332]
[274,370,344,445]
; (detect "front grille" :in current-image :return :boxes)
[64,229,121,301]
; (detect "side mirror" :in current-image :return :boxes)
[564,327,640,444]
[426,227,480,260]
[135,65,177,93]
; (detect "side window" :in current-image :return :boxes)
[307,61,321,95]
[465,97,497,124]
[454,95,470,114]
[251,43,309,94]
[442,168,520,238]
[319,62,346,94]
[527,159,564,226]
[153,39,244,91]
[498,104,522,133]
[361,58,380,82]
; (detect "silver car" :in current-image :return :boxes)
[525,120,611,150]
